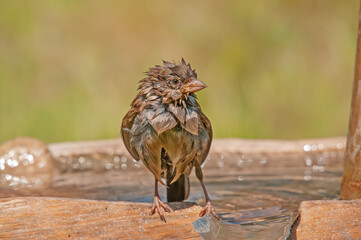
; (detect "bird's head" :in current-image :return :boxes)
[140,58,206,104]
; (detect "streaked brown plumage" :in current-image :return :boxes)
[121,59,217,222]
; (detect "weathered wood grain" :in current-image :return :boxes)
[340,1,361,200]
[0,197,202,239]
[291,199,361,240]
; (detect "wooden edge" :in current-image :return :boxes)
[0,197,205,239]
[48,137,346,171]
[288,199,361,240]
[49,137,346,157]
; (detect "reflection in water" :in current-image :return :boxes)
[190,169,340,239]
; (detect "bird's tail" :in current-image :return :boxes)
[166,168,190,202]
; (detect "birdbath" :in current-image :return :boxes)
[0,136,346,239]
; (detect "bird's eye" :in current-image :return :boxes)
[172,78,179,84]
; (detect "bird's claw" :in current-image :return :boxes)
[149,196,174,223]
[199,201,219,220]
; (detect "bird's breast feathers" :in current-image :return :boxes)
[126,105,209,182]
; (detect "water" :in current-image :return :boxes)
[0,167,341,239]
[191,169,340,239]
[0,138,344,239]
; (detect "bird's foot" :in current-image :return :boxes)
[199,201,219,220]
[149,196,174,223]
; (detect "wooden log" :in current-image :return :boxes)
[0,197,203,239]
[341,0,361,199]
[290,199,361,240]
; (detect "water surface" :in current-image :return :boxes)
[48,167,341,239]
[0,147,343,239]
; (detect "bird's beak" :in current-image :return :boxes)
[183,77,207,93]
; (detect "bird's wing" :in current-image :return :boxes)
[121,108,140,160]
[197,112,212,166]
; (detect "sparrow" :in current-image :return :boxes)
[121,58,217,222]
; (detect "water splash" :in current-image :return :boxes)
[0,137,54,188]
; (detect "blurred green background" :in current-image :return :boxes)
[0,1,359,143]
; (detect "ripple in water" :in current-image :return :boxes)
[186,169,341,239]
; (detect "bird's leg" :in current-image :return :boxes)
[150,178,174,222]
[196,166,219,219]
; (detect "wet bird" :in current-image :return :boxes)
[121,59,216,222]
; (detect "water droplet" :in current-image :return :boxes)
[312,165,325,172]
[121,163,127,170]
[10,160,19,168]
[336,143,343,149]
[27,155,34,164]
[237,159,244,168]
[37,161,45,168]
[78,157,85,164]
[12,176,20,182]
[304,175,312,181]
[8,150,15,157]
[20,177,28,184]
[7,159,19,168]
[317,143,324,150]
[121,156,127,163]
[303,145,311,152]
[105,162,114,170]
[304,156,312,166]
[238,176,244,181]
[5,174,12,180]
[114,156,120,163]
